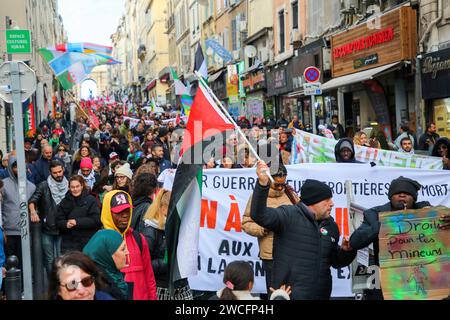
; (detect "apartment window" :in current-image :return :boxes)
[231,19,237,51]
[292,1,298,29]
[279,10,285,53]
[146,9,152,29]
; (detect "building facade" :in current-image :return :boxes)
[0,0,67,152]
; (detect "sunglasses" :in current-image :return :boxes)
[272,183,287,188]
[61,276,95,292]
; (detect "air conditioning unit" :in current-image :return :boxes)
[233,50,240,60]
[290,29,301,44]
[260,47,269,63]
[322,47,332,71]
[239,21,247,32]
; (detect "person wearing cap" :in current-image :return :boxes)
[113,162,133,193]
[24,137,39,164]
[334,138,362,163]
[243,161,299,297]
[101,190,157,300]
[250,161,356,300]
[56,175,101,253]
[349,176,450,300]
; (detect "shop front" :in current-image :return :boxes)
[323,6,417,140]
[266,59,293,119]
[421,47,450,138]
[242,68,266,120]
[209,68,229,113]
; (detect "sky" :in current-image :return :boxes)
[57,0,125,46]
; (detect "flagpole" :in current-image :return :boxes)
[194,71,274,183]
[67,91,100,131]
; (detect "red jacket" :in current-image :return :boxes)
[121,228,157,300]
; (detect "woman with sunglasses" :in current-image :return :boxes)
[48,251,117,300]
[54,144,72,175]
[83,229,131,300]
[71,146,93,175]
[56,176,101,253]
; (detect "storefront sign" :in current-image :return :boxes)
[242,71,266,93]
[334,28,394,59]
[274,69,286,88]
[331,7,417,77]
[421,47,450,100]
[354,54,379,69]
[210,71,227,101]
[227,64,239,103]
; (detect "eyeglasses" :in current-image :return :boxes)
[60,276,95,292]
[115,175,127,180]
[272,182,287,188]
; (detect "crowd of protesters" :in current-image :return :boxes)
[0,98,449,301]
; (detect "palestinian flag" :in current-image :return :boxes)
[166,81,234,293]
[194,43,208,82]
[170,67,193,116]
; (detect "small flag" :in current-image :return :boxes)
[194,43,208,81]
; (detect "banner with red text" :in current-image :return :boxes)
[163,164,450,296]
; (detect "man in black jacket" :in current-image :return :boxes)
[29,160,68,274]
[334,138,362,163]
[251,161,356,300]
[349,176,450,300]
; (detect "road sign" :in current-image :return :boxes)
[0,61,37,103]
[5,30,32,54]
[304,66,321,83]
[303,82,322,95]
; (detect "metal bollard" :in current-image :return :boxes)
[31,222,45,300]
[5,255,22,300]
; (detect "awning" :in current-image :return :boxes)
[208,70,224,83]
[145,79,157,91]
[321,62,403,92]
[158,66,171,82]
[287,90,304,98]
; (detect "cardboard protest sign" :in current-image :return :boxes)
[379,207,450,300]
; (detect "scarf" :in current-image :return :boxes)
[78,169,96,189]
[83,230,128,298]
[47,175,69,205]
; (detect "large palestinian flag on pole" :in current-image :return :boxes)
[166,80,234,292]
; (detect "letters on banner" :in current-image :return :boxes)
[163,164,450,296]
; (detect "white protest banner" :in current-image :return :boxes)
[163,164,450,297]
[123,116,188,129]
[291,129,443,170]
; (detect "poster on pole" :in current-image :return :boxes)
[379,207,450,300]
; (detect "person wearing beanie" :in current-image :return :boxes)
[349,176,450,300]
[78,157,99,191]
[334,138,362,163]
[113,163,133,193]
[250,160,356,300]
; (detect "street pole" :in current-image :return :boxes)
[10,61,33,300]
[5,16,12,61]
[311,95,317,135]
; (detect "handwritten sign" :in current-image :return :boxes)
[379,207,450,300]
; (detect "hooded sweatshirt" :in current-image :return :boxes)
[431,137,450,170]
[0,156,36,235]
[101,190,157,300]
[334,138,362,163]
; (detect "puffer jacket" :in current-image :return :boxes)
[28,181,60,235]
[1,157,36,236]
[56,190,101,252]
[131,196,152,232]
[141,219,189,290]
[251,182,356,300]
[242,188,298,260]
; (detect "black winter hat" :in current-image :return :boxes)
[301,179,333,206]
[158,126,169,137]
[388,176,421,201]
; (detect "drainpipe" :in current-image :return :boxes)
[419,0,443,53]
